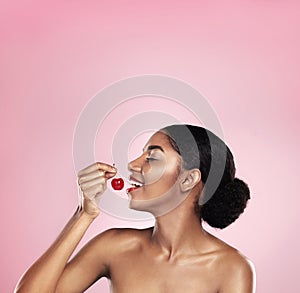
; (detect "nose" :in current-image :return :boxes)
[127,156,143,173]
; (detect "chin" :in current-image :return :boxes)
[128,193,184,218]
[129,198,149,212]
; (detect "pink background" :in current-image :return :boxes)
[1,1,299,292]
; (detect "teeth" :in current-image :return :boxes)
[129,180,143,187]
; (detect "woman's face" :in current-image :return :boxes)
[127,131,186,215]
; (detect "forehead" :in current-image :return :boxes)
[143,131,172,151]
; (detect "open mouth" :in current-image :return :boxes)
[126,177,144,193]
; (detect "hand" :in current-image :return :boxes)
[77,162,117,218]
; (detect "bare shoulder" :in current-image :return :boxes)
[96,226,153,241]
[90,226,153,254]
[206,232,254,270]
[219,248,255,276]
[211,238,256,292]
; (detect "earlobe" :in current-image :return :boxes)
[180,169,201,192]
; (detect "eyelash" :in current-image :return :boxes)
[146,157,156,162]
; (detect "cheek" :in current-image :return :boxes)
[163,162,181,186]
[143,161,165,186]
[145,157,181,187]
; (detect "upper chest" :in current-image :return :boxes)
[108,247,221,293]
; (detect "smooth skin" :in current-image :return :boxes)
[15,132,255,293]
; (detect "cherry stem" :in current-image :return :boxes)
[112,163,130,183]
[113,163,120,178]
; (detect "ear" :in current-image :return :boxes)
[180,169,201,192]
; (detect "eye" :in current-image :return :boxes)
[146,157,156,162]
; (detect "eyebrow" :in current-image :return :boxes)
[143,145,165,153]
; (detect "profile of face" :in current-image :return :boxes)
[127,131,198,217]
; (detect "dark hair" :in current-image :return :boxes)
[160,124,250,229]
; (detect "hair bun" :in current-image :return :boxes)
[201,178,250,229]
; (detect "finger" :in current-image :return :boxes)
[105,171,117,180]
[77,162,116,177]
[83,184,106,199]
[80,176,106,192]
[78,169,106,185]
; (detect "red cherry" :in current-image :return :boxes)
[111,177,124,190]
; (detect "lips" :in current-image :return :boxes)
[126,186,138,193]
[127,176,144,193]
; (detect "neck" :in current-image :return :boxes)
[150,199,208,260]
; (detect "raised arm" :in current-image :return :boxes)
[14,162,117,293]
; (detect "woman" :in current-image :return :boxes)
[15,124,255,292]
